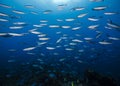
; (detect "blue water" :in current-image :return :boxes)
[0,0,120,85]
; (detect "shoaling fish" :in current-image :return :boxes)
[0,4,12,8]
[93,6,107,11]
[23,47,36,51]
[107,20,120,29]
[99,41,112,45]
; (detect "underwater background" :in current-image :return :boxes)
[0,0,120,86]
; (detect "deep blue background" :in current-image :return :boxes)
[0,0,120,80]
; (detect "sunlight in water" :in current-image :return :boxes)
[52,0,69,4]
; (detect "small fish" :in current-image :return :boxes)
[107,21,120,29]
[99,41,112,45]
[0,33,13,38]
[0,18,8,22]
[71,7,85,11]
[37,42,47,46]
[56,37,62,43]
[72,39,83,43]
[46,47,55,50]
[31,12,38,15]
[30,31,41,35]
[72,27,81,30]
[84,37,93,41]
[65,48,73,51]
[65,18,75,22]
[23,47,36,51]
[93,6,107,11]
[0,4,11,8]
[108,37,120,40]
[43,10,52,14]
[96,31,102,38]
[77,13,88,18]
[33,24,42,28]
[39,38,50,41]
[69,43,77,45]
[57,4,67,10]
[24,5,34,8]
[9,26,23,29]
[40,20,48,23]
[59,58,65,62]
[88,25,99,29]
[9,33,25,36]
[0,12,8,16]
[38,34,46,37]
[104,12,118,15]
[62,26,71,29]
[56,19,63,22]
[12,10,25,14]
[13,22,27,26]
[88,17,99,21]
[49,25,60,28]
[78,60,83,63]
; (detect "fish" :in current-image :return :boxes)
[88,17,99,21]
[72,39,83,43]
[56,19,63,22]
[49,25,60,28]
[33,24,42,28]
[0,12,8,16]
[108,37,120,40]
[12,10,25,14]
[30,31,41,35]
[38,34,46,37]
[104,12,118,15]
[13,22,27,26]
[31,12,38,15]
[8,33,25,36]
[96,31,102,38]
[37,42,47,46]
[71,7,85,11]
[23,47,36,51]
[93,6,107,11]
[78,60,83,63]
[88,25,99,29]
[72,27,81,31]
[0,33,13,38]
[9,26,24,29]
[77,13,88,18]
[65,48,73,51]
[69,43,77,45]
[56,37,62,43]
[24,5,34,8]
[0,18,8,22]
[59,58,65,62]
[61,26,71,29]
[65,18,75,22]
[0,4,11,8]
[84,37,93,41]
[107,20,120,29]
[99,41,112,45]
[40,20,48,23]
[43,10,52,14]
[57,4,67,10]
[46,47,55,50]
[39,38,50,41]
